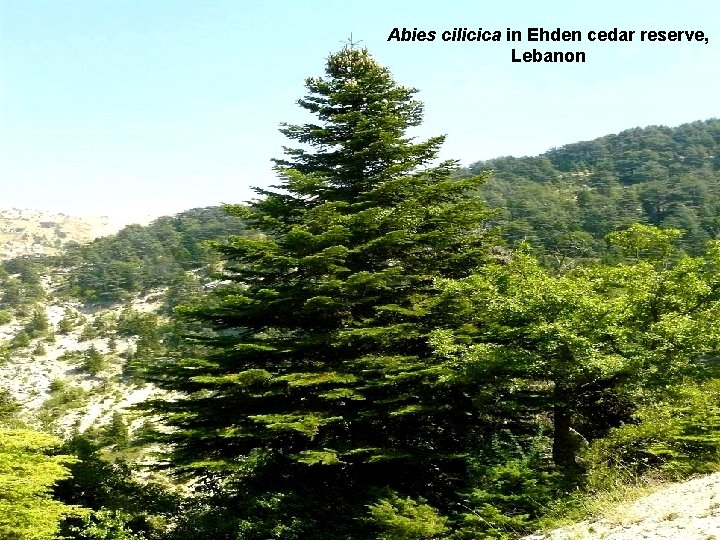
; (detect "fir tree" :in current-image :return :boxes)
[150,45,496,538]
[82,346,106,376]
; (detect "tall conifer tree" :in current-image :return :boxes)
[152,45,496,538]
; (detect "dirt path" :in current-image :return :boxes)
[525,473,720,539]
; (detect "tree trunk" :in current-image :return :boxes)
[552,384,582,473]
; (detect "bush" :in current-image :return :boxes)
[47,378,86,404]
[102,413,129,448]
[368,491,448,540]
[53,435,178,539]
[585,379,720,487]
[452,450,563,539]
[10,330,30,349]
[57,509,147,540]
[82,346,106,376]
[79,324,98,342]
[25,308,49,338]
[117,309,158,338]
[41,379,88,424]
[0,389,20,423]
[58,315,76,334]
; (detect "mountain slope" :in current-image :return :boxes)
[0,206,247,442]
[0,209,120,260]
[466,118,720,259]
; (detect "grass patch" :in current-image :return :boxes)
[535,467,718,535]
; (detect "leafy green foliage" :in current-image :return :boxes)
[59,510,147,540]
[0,429,76,539]
[82,346,107,376]
[0,388,20,423]
[432,248,635,474]
[57,308,84,334]
[54,435,177,540]
[433,223,720,484]
[606,223,683,261]
[454,455,560,539]
[0,258,46,311]
[0,309,13,325]
[10,330,31,349]
[25,308,50,338]
[39,379,88,425]
[587,379,720,485]
[101,413,130,449]
[117,309,159,338]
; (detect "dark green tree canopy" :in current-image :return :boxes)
[150,45,496,538]
[466,119,720,261]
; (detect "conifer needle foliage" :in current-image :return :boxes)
[149,45,497,538]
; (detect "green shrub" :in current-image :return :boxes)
[0,388,20,423]
[40,379,88,426]
[0,428,75,539]
[117,309,158,338]
[25,308,49,338]
[47,378,86,405]
[586,379,720,487]
[368,491,449,540]
[79,324,98,342]
[58,350,81,363]
[57,308,85,334]
[58,316,76,334]
[453,451,563,539]
[102,413,129,449]
[10,330,30,349]
[82,346,106,376]
[58,509,147,540]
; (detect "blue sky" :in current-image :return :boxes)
[1,0,718,223]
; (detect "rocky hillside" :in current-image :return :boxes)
[0,208,122,260]
[0,206,245,445]
[0,284,167,438]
